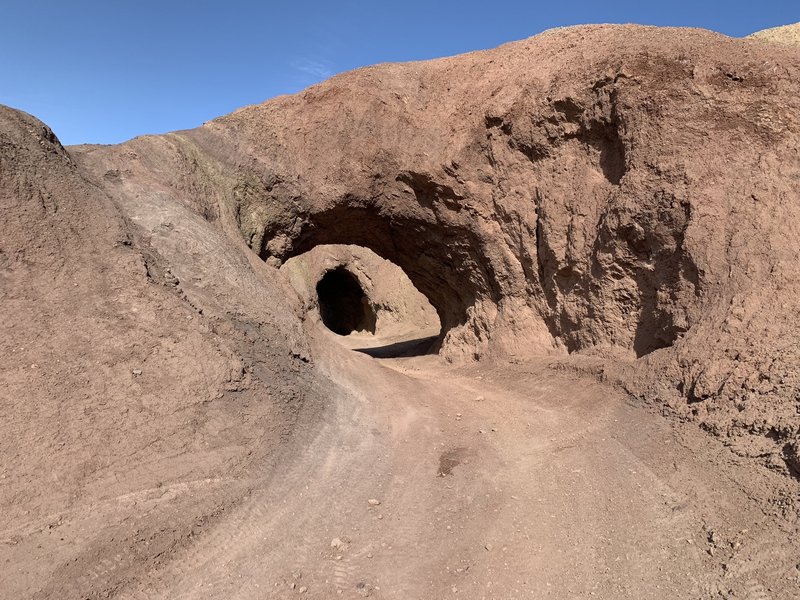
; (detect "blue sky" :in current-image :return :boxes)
[1,1,797,145]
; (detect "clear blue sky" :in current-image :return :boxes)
[1,1,797,145]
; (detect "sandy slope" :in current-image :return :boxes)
[0,105,316,598]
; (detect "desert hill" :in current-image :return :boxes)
[2,23,799,600]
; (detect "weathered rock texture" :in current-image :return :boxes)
[0,105,321,596]
[281,244,439,339]
[70,24,800,476]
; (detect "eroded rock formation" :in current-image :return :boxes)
[68,25,800,475]
[3,22,800,599]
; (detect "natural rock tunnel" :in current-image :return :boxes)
[243,169,700,361]
[228,56,710,360]
[202,24,795,370]
[316,266,376,336]
[258,201,497,358]
[281,244,441,346]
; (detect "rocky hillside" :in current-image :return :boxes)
[0,105,327,597]
[70,24,800,478]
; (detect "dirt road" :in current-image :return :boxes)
[58,329,793,600]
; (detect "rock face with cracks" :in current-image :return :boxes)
[72,24,800,476]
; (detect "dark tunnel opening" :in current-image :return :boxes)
[316,266,377,336]
[261,203,500,360]
[268,206,488,345]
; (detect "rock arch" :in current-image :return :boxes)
[257,197,504,358]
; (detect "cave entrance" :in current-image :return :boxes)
[316,266,377,336]
[281,244,441,357]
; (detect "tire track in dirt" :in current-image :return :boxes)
[114,364,394,598]
[80,337,800,600]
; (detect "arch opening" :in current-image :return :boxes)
[281,244,442,357]
[316,266,377,336]
[262,204,495,355]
